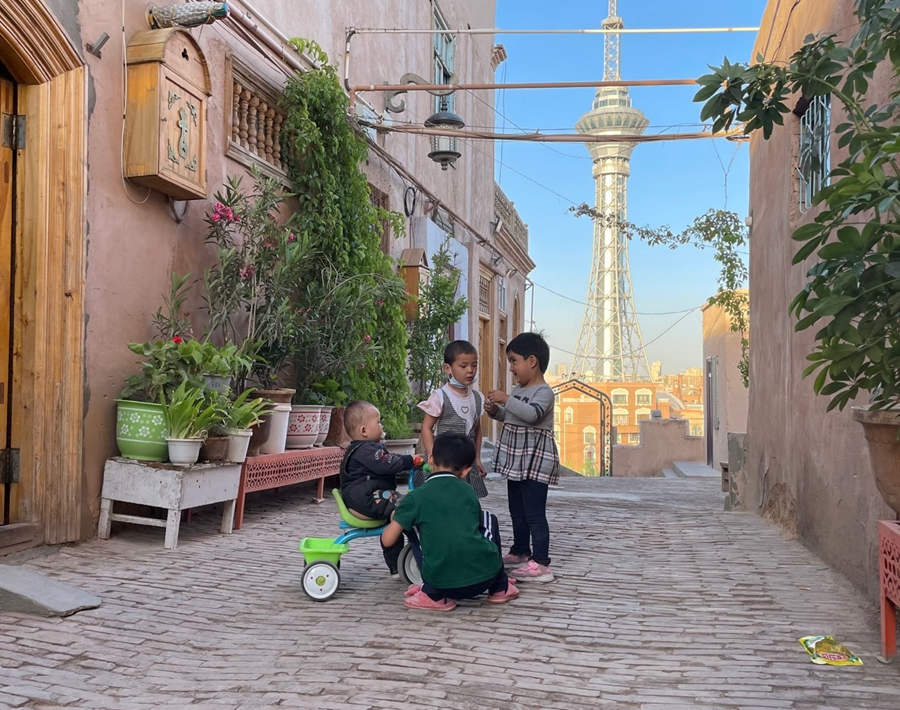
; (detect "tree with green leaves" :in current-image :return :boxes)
[693,0,898,410]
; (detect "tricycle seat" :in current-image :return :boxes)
[331,489,387,529]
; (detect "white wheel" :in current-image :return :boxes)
[302,561,340,601]
[398,544,421,585]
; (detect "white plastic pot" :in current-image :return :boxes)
[259,403,292,455]
[225,428,253,463]
[166,437,203,465]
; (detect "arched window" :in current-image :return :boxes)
[582,425,596,444]
[613,408,629,427]
[564,407,574,424]
[635,408,652,424]
[611,388,628,406]
[635,388,653,407]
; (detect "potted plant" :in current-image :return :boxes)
[693,2,900,512]
[222,389,270,463]
[163,381,220,465]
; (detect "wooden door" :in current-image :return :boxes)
[478,316,493,438]
[0,76,13,524]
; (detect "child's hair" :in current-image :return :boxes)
[343,399,373,437]
[432,433,476,472]
[444,339,477,365]
[506,332,550,373]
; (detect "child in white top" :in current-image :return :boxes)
[417,340,488,497]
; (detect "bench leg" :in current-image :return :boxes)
[164,508,181,550]
[221,498,236,534]
[314,475,325,503]
[882,589,897,663]
[98,498,112,539]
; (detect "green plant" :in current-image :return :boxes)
[121,337,199,402]
[223,389,270,431]
[406,238,470,413]
[693,0,899,410]
[202,167,319,387]
[280,40,410,426]
[308,377,350,407]
[153,272,194,340]
[571,206,750,386]
[163,381,219,439]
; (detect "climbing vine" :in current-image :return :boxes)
[279,39,410,432]
[572,205,750,386]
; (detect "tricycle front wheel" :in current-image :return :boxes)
[302,561,341,601]
[398,544,421,585]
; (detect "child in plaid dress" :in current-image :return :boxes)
[417,340,488,498]
[485,332,559,582]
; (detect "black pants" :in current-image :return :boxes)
[507,479,550,566]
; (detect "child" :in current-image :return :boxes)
[417,340,488,498]
[382,433,519,610]
[340,399,421,576]
[485,332,559,583]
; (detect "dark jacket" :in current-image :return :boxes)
[340,440,414,492]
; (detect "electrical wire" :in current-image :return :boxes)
[531,280,699,315]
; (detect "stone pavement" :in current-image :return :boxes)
[1,475,898,709]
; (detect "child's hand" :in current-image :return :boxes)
[474,458,487,478]
[487,390,509,405]
[483,399,499,414]
[412,454,425,469]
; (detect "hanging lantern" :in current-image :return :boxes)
[424,96,464,170]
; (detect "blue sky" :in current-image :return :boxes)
[492,0,767,375]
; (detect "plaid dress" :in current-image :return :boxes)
[495,424,560,485]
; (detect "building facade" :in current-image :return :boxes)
[0,0,531,552]
[742,0,893,598]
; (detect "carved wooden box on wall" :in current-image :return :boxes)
[124,29,211,200]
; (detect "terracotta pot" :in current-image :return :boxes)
[323,406,351,448]
[199,435,230,463]
[256,387,296,404]
[852,407,900,516]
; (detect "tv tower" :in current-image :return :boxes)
[572,0,650,381]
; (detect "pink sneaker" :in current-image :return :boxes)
[403,590,457,611]
[502,552,528,568]
[488,580,520,604]
[404,583,422,597]
[514,560,553,582]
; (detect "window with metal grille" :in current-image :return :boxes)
[498,276,507,312]
[582,426,596,444]
[797,94,831,212]
[611,388,628,405]
[635,389,652,407]
[478,274,491,314]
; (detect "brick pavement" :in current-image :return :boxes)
[1,475,898,709]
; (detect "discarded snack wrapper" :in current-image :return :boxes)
[798,635,863,666]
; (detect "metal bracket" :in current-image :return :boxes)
[385,73,456,114]
[0,448,20,484]
[0,114,25,150]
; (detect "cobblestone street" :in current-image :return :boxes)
[1,475,898,709]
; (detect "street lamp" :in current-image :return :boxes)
[384,73,465,170]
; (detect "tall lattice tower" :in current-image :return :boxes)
[572,0,650,381]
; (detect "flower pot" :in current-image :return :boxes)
[852,407,900,516]
[203,374,232,395]
[384,438,418,457]
[287,404,321,449]
[166,437,203,465]
[256,387,295,404]
[116,399,168,461]
[258,403,292,455]
[199,435,230,463]
[315,405,333,446]
[323,406,351,448]
[225,428,253,463]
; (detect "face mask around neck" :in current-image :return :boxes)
[448,375,469,392]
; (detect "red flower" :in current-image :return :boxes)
[287,233,296,243]
[172,336,183,344]
[210,212,221,223]
[363,334,372,343]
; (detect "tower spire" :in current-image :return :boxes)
[572,0,650,382]
[603,0,623,80]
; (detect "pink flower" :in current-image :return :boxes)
[306,307,312,313]
[224,207,235,221]
[376,299,384,306]
[363,334,372,343]
[287,233,296,243]
[211,212,221,223]
[239,265,255,281]
[214,202,225,211]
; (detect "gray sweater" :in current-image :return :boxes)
[488,383,555,431]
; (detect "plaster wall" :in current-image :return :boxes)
[612,418,704,478]
[702,298,748,471]
[63,0,505,539]
[745,0,895,598]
